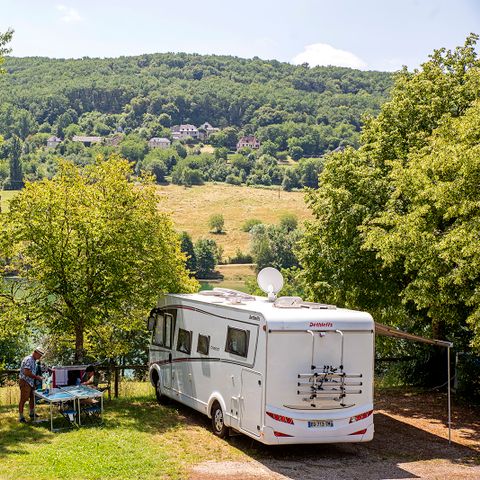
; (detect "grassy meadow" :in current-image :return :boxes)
[0,384,246,480]
[157,183,310,257]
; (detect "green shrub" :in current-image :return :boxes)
[241,218,262,232]
[228,249,253,264]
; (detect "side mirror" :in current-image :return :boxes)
[147,315,156,332]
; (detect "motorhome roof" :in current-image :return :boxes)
[167,292,374,331]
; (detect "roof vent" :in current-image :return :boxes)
[273,297,337,310]
[198,288,255,302]
[274,296,303,308]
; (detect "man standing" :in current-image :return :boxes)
[18,347,45,423]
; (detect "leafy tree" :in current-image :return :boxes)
[158,113,172,127]
[279,213,298,232]
[6,135,24,190]
[0,155,197,362]
[120,134,148,163]
[250,223,302,272]
[241,218,262,232]
[208,213,225,233]
[247,154,282,186]
[300,35,480,384]
[0,28,13,74]
[194,238,220,278]
[179,231,197,274]
[289,145,304,161]
[297,157,323,188]
[365,101,480,349]
[209,127,238,149]
[143,157,167,183]
[171,164,204,186]
[282,167,300,191]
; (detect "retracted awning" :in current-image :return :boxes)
[374,321,453,443]
[375,322,453,348]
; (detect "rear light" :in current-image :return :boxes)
[274,431,293,437]
[349,428,367,435]
[266,411,294,425]
[349,410,373,423]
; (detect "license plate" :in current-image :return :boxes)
[308,420,333,428]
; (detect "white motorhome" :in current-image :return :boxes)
[147,274,374,445]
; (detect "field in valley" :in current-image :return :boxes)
[157,183,311,258]
[1,183,311,259]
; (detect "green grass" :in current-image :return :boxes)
[0,383,245,480]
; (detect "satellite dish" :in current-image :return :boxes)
[257,267,284,301]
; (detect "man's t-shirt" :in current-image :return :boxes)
[20,355,36,387]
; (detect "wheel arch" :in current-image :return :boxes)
[149,365,162,387]
[207,392,227,419]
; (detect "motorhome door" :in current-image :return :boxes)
[240,369,262,436]
[162,312,174,390]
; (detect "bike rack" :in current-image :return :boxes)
[298,330,363,407]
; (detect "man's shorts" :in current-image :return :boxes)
[19,379,34,403]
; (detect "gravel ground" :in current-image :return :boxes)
[189,390,480,480]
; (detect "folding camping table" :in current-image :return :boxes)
[34,385,104,431]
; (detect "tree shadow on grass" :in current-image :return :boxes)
[103,396,188,435]
[0,405,52,459]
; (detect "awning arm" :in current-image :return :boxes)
[375,322,453,348]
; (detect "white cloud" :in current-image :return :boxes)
[292,43,367,70]
[57,4,83,23]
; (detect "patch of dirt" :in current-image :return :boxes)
[189,390,480,480]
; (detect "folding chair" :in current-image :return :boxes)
[58,404,79,429]
[80,404,103,426]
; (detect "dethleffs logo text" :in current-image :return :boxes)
[309,321,333,328]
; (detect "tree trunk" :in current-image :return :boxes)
[74,324,84,364]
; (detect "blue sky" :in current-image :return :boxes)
[1,0,479,71]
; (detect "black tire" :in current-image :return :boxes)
[211,402,228,438]
[152,372,170,405]
[156,380,171,405]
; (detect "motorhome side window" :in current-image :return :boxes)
[153,311,175,349]
[177,328,192,354]
[197,334,210,355]
[225,326,249,357]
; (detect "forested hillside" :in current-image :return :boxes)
[0,53,392,149]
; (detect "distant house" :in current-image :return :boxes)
[198,122,219,140]
[171,124,199,140]
[72,135,103,147]
[148,137,171,149]
[46,136,62,148]
[236,135,260,150]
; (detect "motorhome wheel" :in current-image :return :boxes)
[155,379,170,405]
[211,402,228,438]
